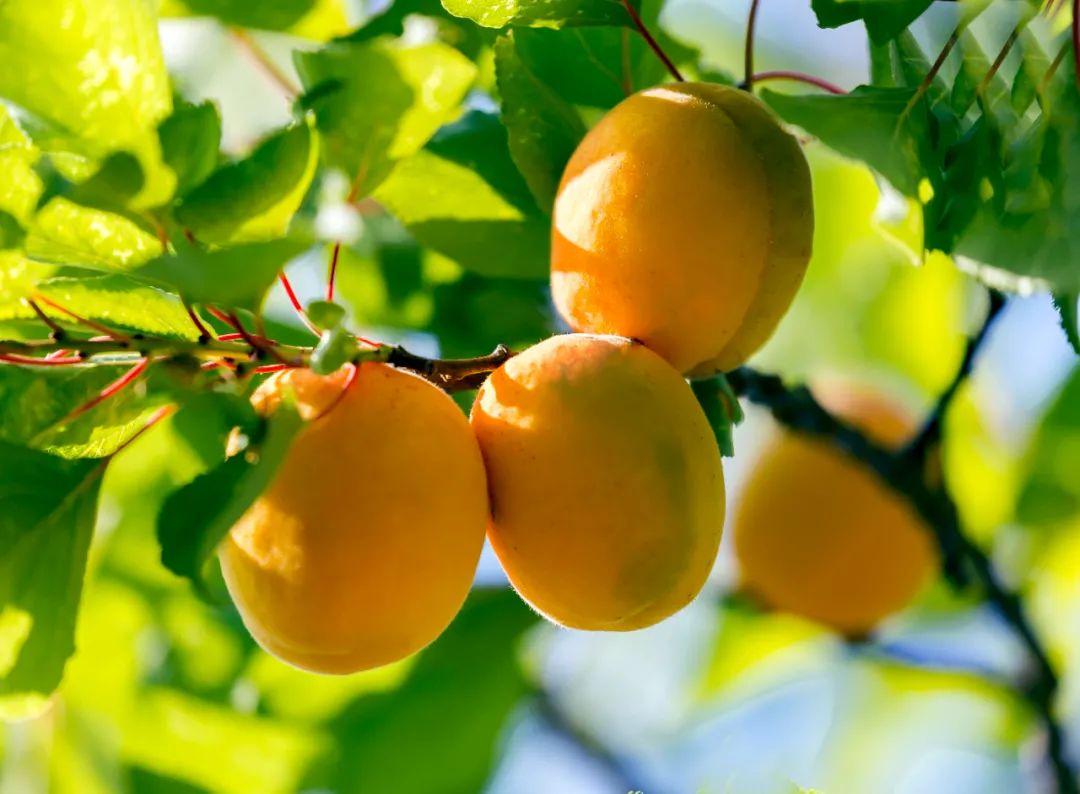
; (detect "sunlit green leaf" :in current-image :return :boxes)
[441,0,632,29]
[37,273,201,340]
[494,33,586,212]
[376,111,549,278]
[25,198,162,272]
[0,252,58,320]
[0,106,43,227]
[295,39,476,196]
[0,0,175,205]
[0,363,173,459]
[171,0,318,30]
[0,443,102,719]
[175,118,318,244]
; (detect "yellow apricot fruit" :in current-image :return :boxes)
[219,364,488,674]
[470,334,725,630]
[733,386,936,635]
[551,82,813,374]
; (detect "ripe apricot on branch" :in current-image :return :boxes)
[733,387,936,635]
[220,364,488,674]
[551,83,813,374]
[470,334,725,630]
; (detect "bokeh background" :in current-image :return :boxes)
[2,0,1078,792]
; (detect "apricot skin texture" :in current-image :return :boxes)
[551,82,813,374]
[733,389,936,635]
[220,364,488,674]
[470,334,725,631]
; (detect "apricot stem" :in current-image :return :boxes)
[620,0,683,82]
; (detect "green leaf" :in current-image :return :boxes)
[0,252,58,321]
[0,212,26,251]
[295,39,476,196]
[494,33,586,212]
[175,118,318,244]
[810,0,933,44]
[1052,293,1080,355]
[25,198,162,272]
[37,274,201,340]
[133,239,311,311]
[0,443,102,719]
[305,299,345,328]
[172,0,318,30]
[762,86,930,196]
[158,101,223,198]
[1010,30,1049,115]
[157,405,302,595]
[690,375,743,458]
[1016,369,1080,527]
[308,588,535,794]
[375,111,550,279]
[507,26,674,112]
[441,0,632,29]
[950,86,1080,293]
[0,106,43,227]
[0,363,173,459]
[0,0,175,205]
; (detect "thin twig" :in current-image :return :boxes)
[1038,41,1070,95]
[183,300,214,342]
[903,289,1007,462]
[750,70,846,94]
[901,26,965,120]
[278,273,321,337]
[229,28,300,99]
[743,0,762,90]
[327,242,343,302]
[24,298,66,339]
[620,0,683,82]
[976,26,1023,98]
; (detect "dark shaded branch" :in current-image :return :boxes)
[903,288,1007,461]
[726,364,1076,794]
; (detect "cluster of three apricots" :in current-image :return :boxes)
[220,83,933,674]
